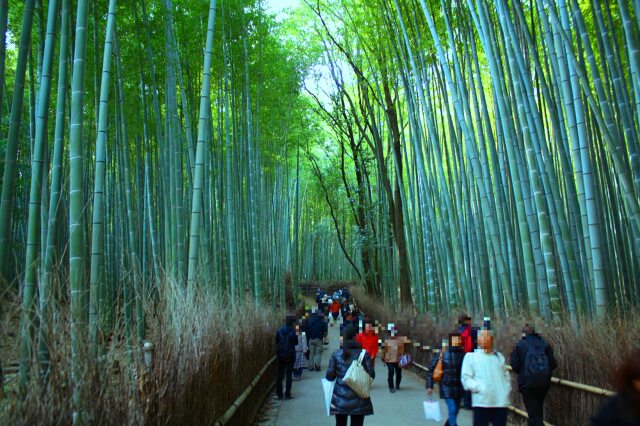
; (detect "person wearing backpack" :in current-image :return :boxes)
[326,325,375,426]
[461,328,511,426]
[510,324,557,426]
[275,315,299,400]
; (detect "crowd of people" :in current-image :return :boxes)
[274,289,640,426]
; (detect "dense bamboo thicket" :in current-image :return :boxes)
[0,0,639,422]
[0,0,319,420]
[300,0,640,321]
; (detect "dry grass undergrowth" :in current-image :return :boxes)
[350,286,640,426]
[1,281,279,425]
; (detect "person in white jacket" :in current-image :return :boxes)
[461,328,511,426]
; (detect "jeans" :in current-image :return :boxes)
[335,414,365,426]
[386,362,401,389]
[521,387,549,426]
[472,407,507,426]
[308,338,323,369]
[276,357,294,397]
[444,398,460,426]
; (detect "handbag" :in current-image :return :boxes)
[399,353,413,368]
[343,349,373,398]
[433,350,444,382]
[423,398,443,421]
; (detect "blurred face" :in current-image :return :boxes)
[365,323,373,333]
[633,379,640,393]
[464,319,471,327]
[478,330,493,351]
[451,335,462,347]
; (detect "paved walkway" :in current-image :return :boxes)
[267,316,474,426]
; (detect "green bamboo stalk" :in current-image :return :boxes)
[0,0,36,287]
[187,0,217,287]
[68,0,90,420]
[20,0,59,387]
[89,0,117,358]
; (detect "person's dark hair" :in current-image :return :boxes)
[613,348,640,395]
[285,315,296,326]
[341,325,362,362]
[522,323,536,335]
[458,314,471,325]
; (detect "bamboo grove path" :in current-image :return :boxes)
[265,316,475,426]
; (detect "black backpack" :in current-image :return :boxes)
[277,328,293,360]
[523,340,550,388]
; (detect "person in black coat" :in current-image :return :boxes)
[510,324,557,426]
[275,315,299,400]
[426,332,466,426]
[591,348,640,426]
[326,325,375,426]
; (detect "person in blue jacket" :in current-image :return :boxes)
[304,308,328,371]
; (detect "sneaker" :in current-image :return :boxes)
[395,385,400,390]
[315,367,321,371]
[285,395,293,400]
[389,388,395,393]
[277,395,283,400]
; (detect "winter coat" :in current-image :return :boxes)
[330,301,341,314]
[381,336,406,363]
[426,346,466,400]
[461,350,511,408]
[356,332,379,359]
[326,344,375,416]
[458,325,478,353]
[510,334,557,391]
[305,313,328,340]
[294,332,309,369]
[590,393,640,426]
[275,325,298,361]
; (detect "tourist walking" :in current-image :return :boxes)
[293,325,308,381]
[275,315,299,400]
[461,328,511,426]
[457,314,477,409]
[510,324,557,426]
[381,324,407,393]
[356,320,379,366]
[331,298,341,322]
[305,308,328,371]
[590,348,640,426]
[426,332,466,426]
[341,300,351,322]
[325,325,375,426]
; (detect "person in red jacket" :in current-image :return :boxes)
[330,299,341,321]
[356,320,380,366]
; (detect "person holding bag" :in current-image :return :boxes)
[426,333,466,426]
[325,325,375,426]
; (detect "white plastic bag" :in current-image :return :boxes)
[423,399,443,422]
[321,378,335,416]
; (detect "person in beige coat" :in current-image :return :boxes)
[461,329,511,426]
[380,324,408,393]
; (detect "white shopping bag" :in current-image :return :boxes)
[321,378,335,416]
[423,399,443,422]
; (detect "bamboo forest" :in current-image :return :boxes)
[0,0,639,424]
